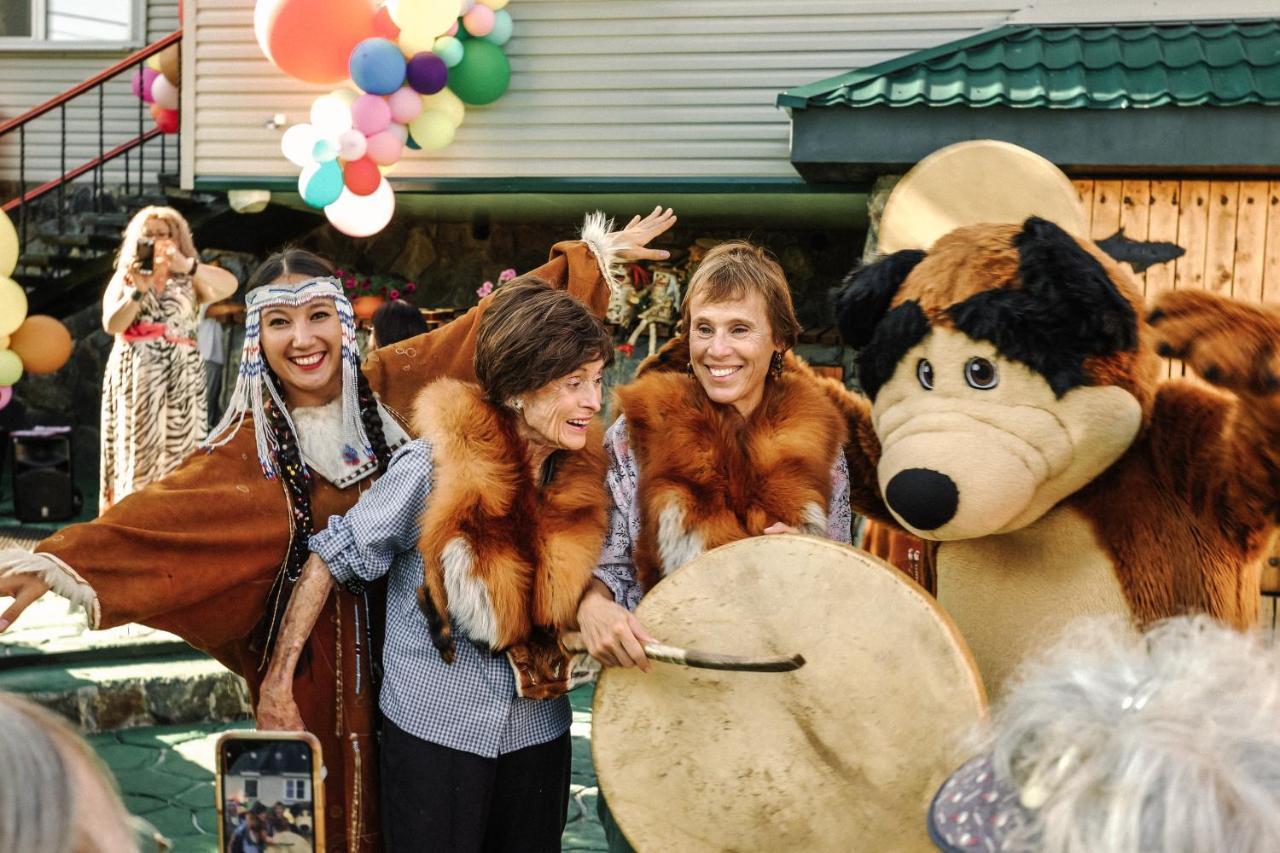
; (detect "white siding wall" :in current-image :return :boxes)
[0,0,180,188]
[189,0,1025,184]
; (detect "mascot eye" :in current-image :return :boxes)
[916,359,934,390]
[964,357,999,390]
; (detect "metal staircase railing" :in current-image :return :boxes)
[0,30,182,272]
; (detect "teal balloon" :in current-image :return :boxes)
[434,36,465,68]
[312,138,339,163]
[300,160,343,208]
[406,132,422,150]
[448,40,511,106]
[483,10,513,46]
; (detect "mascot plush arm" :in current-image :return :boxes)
[1146,290,1280,536]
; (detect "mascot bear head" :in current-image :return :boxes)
[837,216,1162,541]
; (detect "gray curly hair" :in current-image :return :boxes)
[982,615,1280,853]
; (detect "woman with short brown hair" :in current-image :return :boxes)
[257,277,616,852]
[576,239,855,851]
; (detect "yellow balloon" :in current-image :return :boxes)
[0,208,16,277]
[409,110,456,150]
[420,88,466,129]
[0,277,27,337]
[145,54,163,72]
[378,163,397,175]
[0,336,8,349]
[398,28,437,57]
[389,0,461,40]
[479,0,509,8]
[0,350,23,386]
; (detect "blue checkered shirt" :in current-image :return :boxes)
[310,439,571,758]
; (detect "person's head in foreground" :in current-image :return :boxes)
[0,691,137,852]
[680,240,802,418]
[929,615,1280,853]
[473,276,612,453]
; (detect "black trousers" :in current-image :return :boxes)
[380,716,572,853]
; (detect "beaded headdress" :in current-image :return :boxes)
[200,276,376,479]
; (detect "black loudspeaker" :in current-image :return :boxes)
[11,428,75,523]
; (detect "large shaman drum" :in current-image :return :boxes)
[591,535,986,852]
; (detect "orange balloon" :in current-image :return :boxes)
[9,315,72,375]
[254,0,379,84]
[158,43,181,86]
[150,103,180,134]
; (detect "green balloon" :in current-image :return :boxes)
[447,40,511,106]
[0,349,22,386]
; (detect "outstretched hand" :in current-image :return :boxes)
[610,206,677,262]
[0,551,53,632]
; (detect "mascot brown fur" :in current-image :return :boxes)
[834,216,1280,693]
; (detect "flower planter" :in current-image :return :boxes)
[351,295,386,321]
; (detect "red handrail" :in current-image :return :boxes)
[0,30,181,136]
[1,128,163,213]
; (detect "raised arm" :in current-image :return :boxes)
[363,208,676,417]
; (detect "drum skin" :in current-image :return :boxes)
[592,535,987,852]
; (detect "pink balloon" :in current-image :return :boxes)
[365,130,403,165]
[462,4,495,37]
[386,122,408,143]
[387,86,423,124]
[350,94,392,136]
[133,67,160,103]
[337,128,368,160]
[0,386,12,411]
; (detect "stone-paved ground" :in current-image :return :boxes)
[92,686,607,852]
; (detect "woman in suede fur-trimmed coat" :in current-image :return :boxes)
[0,208,678,853]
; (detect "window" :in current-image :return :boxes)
[285,779,308,800]
[243,779,258,799]
[0,0,136,42]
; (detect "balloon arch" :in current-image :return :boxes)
[254,0,514,237]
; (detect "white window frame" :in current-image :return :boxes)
[284,778,308,800]
[0,0,146,51]
[243,778,259,799]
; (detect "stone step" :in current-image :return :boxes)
[0,651,251,733]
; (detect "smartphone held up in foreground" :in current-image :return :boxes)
[215,730,325,853]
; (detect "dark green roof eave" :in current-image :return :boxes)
[778,25,1022,109]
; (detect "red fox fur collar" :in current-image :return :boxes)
[412,378,607,661]
[616,339,850,591]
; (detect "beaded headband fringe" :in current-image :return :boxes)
[200,276,375,481]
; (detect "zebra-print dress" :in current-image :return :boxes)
[100,274,206,511]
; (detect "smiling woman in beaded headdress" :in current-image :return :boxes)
[0,207,677,852]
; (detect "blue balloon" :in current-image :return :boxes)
[312,138,339,162]
[349,37,407,96]
[300,160,343,208]
[483,10,513,46]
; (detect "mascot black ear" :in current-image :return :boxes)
[832,250,926,348]
[949,216,1138,397]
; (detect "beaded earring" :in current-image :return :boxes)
[770,351,785,379]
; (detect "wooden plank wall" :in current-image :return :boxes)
[1074,178,1280,378]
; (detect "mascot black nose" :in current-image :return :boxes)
[885,468,959,531]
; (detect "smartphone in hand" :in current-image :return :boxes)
[215,730,325,853]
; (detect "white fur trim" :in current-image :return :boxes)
[657,503,704,575]
[800,501,827,536]
[292,398,409,488]
[0,549,100,628]
[579,211,624,295]
[441,537,499,647]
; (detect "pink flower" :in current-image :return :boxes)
[335,267,346,276]
[404,282,417,294]
[476,280,494,298]
[343,280,355,290]
[498,268,517,284]
[388,289,401,300]
[617,343,634,357]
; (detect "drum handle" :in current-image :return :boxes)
[560,632,805,673]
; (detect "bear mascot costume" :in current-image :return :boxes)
[834,141,1279,694]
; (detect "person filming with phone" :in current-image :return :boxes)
[100,206,237,509]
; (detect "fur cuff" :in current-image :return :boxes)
[579,211,624,295]
[0,550,100,628]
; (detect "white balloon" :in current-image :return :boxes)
[310,94,353,137]
[324,179,396,238]
[150,75,179,111]
[281,124,320,167]
[386,122,409,144]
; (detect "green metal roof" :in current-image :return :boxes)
[778,20,1280,110]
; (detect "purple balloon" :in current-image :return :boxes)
[406,52,448,95]
[132,67,160,103]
